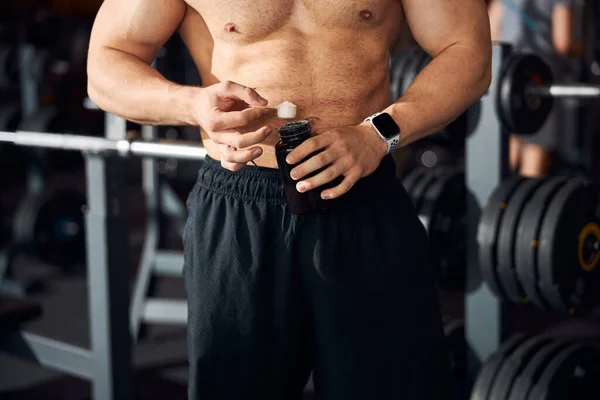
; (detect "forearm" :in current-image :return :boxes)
[87,47,198,126]
[384,44,491,147]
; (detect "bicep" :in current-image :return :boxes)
[89,0,187,64]
[401,0,491,56]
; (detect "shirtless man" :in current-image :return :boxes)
[88,1,491,399]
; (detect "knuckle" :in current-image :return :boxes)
[207,119,220,132]
[240,113,253,125]
[330,129,342,139]
[323,168,336,180]
[222,80,234,90]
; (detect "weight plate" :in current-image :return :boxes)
[401,167,429,204]
[13,190,86,269]
[488,335,554,400]
[538,180,600,314]
[420,168,466,291]
[507,340,571,400]
[497,53,554,134]
[496,178,545,303]
[515,177,569,310]
[477,176,527,299]
[470,333,531,400]
[527,343,600,400]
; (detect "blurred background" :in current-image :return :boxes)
[0,0,600,399]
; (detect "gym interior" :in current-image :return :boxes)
[1,1,600,399]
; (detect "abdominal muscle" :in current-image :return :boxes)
[180,18,396,168]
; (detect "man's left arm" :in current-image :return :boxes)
[385,0,492,148]
[287,0,492,200]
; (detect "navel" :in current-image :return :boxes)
[359,9,373,20]
[224,22,238,33]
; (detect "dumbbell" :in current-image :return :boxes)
[478,176,600,315]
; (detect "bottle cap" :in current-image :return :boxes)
[278,120,311,139]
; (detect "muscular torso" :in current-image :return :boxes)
[179,0,404,167]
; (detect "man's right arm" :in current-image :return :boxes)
[87,0,196,126]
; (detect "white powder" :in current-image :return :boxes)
[277,101,297,119]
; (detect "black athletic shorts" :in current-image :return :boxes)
[182,155,453,400]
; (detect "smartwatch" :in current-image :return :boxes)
[364,112,401,155]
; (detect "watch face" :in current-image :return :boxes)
[373,113,400,139]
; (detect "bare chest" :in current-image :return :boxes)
[186,0,402,42]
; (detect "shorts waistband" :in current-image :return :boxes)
[196,156,286,203]
[196,155,397,203]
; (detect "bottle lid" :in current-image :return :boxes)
[278,120,311,139]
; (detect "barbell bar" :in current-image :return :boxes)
[526,84,600,99]
[0,130,207,161]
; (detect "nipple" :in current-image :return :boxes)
[359,9,373,20]
[224,22,238,33]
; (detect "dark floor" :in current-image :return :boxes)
[0,253,319,400]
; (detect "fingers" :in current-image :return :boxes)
[294,160,347,194]
[211,126,273,149]
[219,143,263,165]
[219,81,268,107]
[289,149,336,181]
[208,107,272,133]
[285,134,331,165]
[319,170,361,200]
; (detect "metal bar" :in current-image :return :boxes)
[129,141,207,160]
[143,300,188,325]
[154,251,185,276]
[465,43,510,388]
[85,154,133,400]
[0,332,94,380]
[527,84,600,98]
[130,124,161,341]
[0,131,207,160]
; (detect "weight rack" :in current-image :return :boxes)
[0,116,206,400]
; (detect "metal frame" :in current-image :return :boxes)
[0,111,204,398]
[464,43,512,387]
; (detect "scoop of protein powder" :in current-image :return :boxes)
[251,101,298,119]
[276,101,297,119]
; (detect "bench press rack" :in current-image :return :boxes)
[0,113,206,399]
